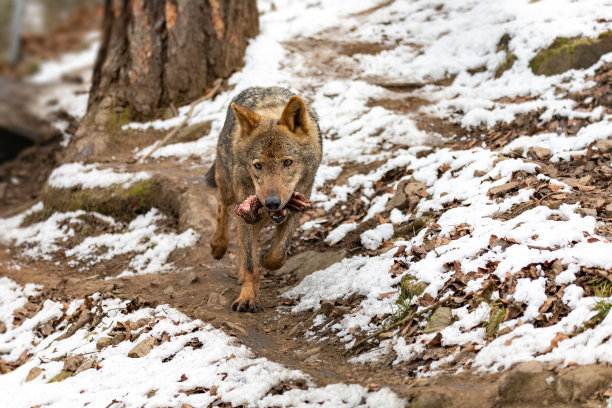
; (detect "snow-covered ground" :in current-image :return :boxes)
[2,0,612,405]
[0,278,402,408]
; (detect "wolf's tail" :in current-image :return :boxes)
[205,160,217,188]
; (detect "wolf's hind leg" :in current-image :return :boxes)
[211,199,231,259]
[262,213,299,270]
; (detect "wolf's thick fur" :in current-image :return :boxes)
[210,87,322,312]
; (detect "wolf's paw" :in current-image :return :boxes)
[210,238,228,259]
[261,250,287,270]
[231,296,261,313]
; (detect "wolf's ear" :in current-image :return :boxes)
[231,103,261,135]
[280,95,310,134]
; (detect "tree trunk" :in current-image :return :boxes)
[66,0,258,160]
[90,0,258,119]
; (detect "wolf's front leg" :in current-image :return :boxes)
[232,219,264,312]
[262,213,300,270]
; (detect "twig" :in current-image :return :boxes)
[54,312,93,342]
[137,78,222,164]
[346,295,450,355]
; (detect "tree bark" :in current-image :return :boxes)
[89,0,258,120]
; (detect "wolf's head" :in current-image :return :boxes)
[231,95,319,224]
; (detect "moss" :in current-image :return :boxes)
[48,370,74,383]
[486,305,506,338]
[39,177,181,225]
[530,34,612,75]
[106,105,132,136]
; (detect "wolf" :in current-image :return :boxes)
[206,87,322,312]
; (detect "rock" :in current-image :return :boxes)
[75,357,98,375]
[207,292,228,306]
[577,208,597,217]
[528,147,552,161]
[111,333,126,345]
[163,286,175,296]
[180,271,198,287]
[221,322,248,337]
[410,391,451,408]
[175,121,212,143]
[48,369,75,383]
[403,181,428,197]
[277,250,347,282]
[384,190,408,212]
[530,34,612,76]
[498,361,555,405]
[319,300,334,316]
[473,169,487,178]
[112,282,125,290]
[63,354,85,372]
[133,317,151,330]
[128,337,159,358]
[556,365,612,402]
[605,203,612,218]
[402,280,428,298]
[25,367,43,382]
[0,320,6,334]
[551,260,564,275]
[424,307,452,333]
[96,337,113,351]
[487,181,519,198]
[595,138,612,154]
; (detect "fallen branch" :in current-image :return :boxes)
[54,312,93,342]
[137,78,222,164]
[346,295,450,355]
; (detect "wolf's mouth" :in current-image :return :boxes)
[269,208,288,224]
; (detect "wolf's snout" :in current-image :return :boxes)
[265,196,281,211]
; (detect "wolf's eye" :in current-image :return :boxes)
[283,159,293,167]
[253,162,262,170]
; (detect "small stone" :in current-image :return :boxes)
[96,337,113,351]
[402,280,428,298]
[605,203,612,218]
[113,282,125,290]
[319,300,334,316]
[595,138,612,154]
[424,307,452,333]
[577,208,597,217]
[48,369,75,383]
[221,322,248,337]
[128,337,159,358]
[133,317,151,330]
[75,357,97,374]
[207,293,228,306]
[111,333,126,345]
[529,147,552,161]
[551,260,564,275]
[384,190,408,212]
[163,286,175,296]
[403,181,428,197]
[25,367,43,382]
[487,181,519,197]
[180,271,198,287]
[473,170,486,178]
[63,354,85,372]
